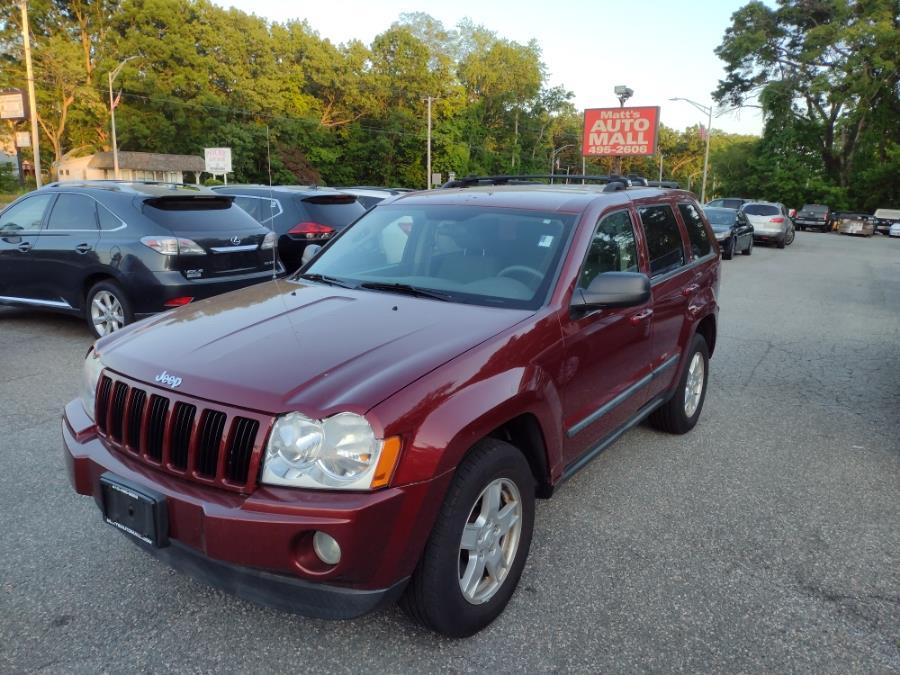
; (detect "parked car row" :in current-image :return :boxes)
[712,197,900,238]
[701,200,794,258]
[0,181,417,337]
[0,181,280,337]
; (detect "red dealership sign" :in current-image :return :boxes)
[582,106,660,157]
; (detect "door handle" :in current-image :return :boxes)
[17,242,32,252]
[629,308,653,326]
[681,284,700,297]
[75,243,92,254]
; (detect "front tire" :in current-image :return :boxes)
[400,439,535,637]
[86,280,133,338]
[722,236,735,260]
[648,333,710,434]
[785,226,795,246]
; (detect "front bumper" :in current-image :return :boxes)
[63,400,449,618]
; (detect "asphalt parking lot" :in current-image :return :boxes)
[1,231,898,673]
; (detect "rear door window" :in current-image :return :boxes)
[47,194,98,231]
[678,203,712,259]
[638,205,686,277]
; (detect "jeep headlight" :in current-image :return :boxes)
[81,348,104,420]
[261,412,401,490]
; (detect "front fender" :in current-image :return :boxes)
[395,367,563,486]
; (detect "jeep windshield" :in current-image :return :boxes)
[300,204,576,309]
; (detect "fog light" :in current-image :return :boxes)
[312,531,341,566]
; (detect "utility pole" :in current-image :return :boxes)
[670,97,714,202]
[424,96,435,189]
[108,56,136,180]
[19,0,42,187]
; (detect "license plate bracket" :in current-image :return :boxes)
[100,472,169,548]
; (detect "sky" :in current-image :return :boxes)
[211,0,765,137]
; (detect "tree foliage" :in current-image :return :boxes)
[714,0,899,209]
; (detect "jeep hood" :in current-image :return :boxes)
[97,279,532,417]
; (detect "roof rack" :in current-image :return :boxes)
[440,174,640,191]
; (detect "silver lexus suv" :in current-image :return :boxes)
[740,201,795,249]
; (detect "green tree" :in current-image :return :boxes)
[715,0,899,191]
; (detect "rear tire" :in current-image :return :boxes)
[400,439,535,637]
[742,237,753,255]
[86,280,133,339]
[648,333,709,435]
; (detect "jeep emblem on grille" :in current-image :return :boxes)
[230,236,241,245]
[155,371,183,389]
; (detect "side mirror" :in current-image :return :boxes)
[572,272,651,311]
[301,244,322,267]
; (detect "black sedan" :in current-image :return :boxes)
[702,207,754,259]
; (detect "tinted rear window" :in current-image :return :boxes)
[703,209,737,226]
[743,204,780,216]
[709,198,744,209]
[299,196,366,229]
[143,197,260,231]
[802,204,828,213]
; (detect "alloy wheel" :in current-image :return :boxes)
[683,352,705,418]
[90,290,125,336]
[458,477,523,605]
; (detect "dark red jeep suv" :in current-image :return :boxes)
[64,183,720,636]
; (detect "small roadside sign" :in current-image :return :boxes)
[15,131,31,147]
[0,90,26,120]
[204,147,232,174]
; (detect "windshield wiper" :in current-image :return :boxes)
[297,273,354,289]
[358,281,451,302]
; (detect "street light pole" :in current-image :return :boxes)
[108,56,136,180]
[670,96,714,203]
[19,0,42,187]
[423,96,437,188]
[549,144,574,180]
[613,85,633,176]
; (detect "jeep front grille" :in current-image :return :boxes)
[95,373,271,493]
